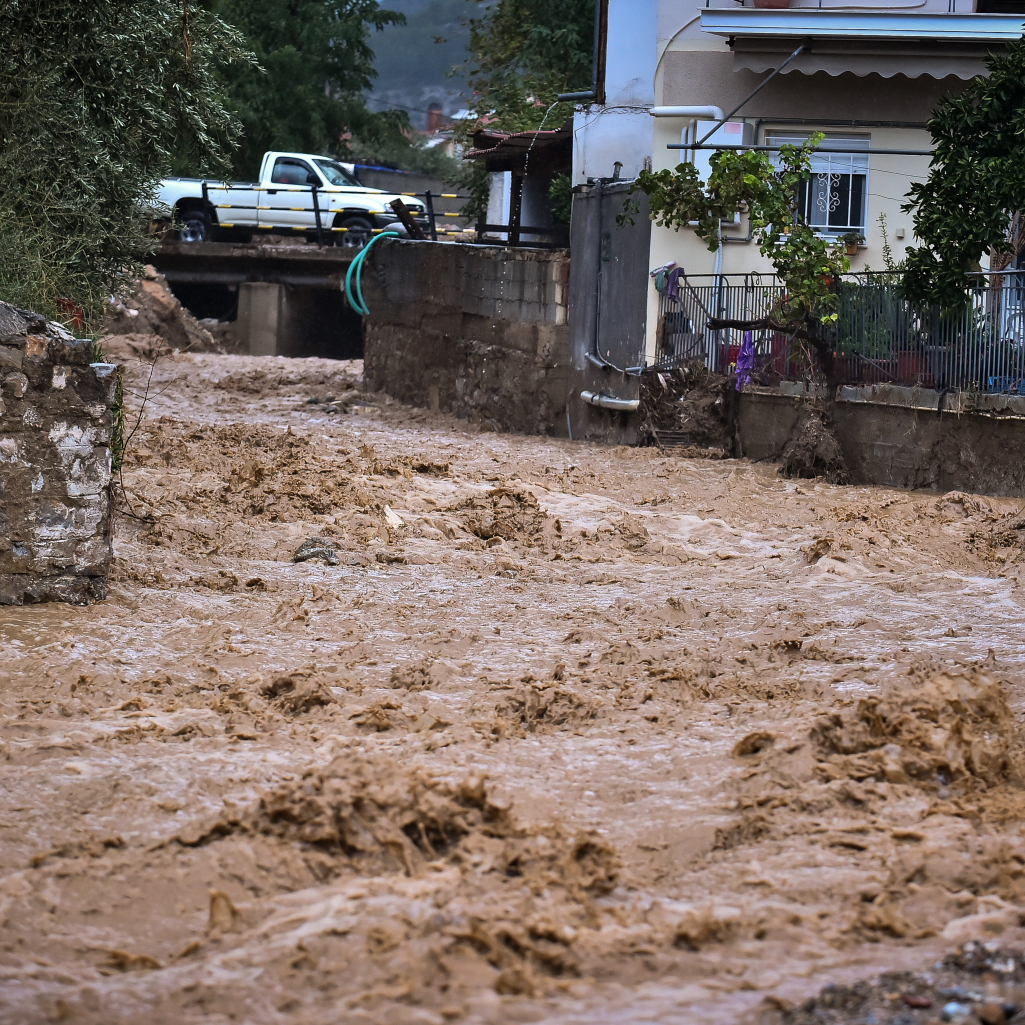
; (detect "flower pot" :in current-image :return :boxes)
[753,0,792,8]
[846,244,859,256]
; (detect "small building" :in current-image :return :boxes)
[463,121,573,247]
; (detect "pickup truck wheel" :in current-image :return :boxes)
[179,210,211,243]
[337,216,373,249]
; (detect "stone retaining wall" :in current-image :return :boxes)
[0,303,116,604]
[362,240,575,436]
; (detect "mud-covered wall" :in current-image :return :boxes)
[0,303,116,604]
[362,240,575,436]
[739,389,1025,496]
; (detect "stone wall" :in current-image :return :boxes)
[362,240,574,436]
[0,303,116,604]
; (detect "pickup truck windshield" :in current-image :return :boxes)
[314,159,361,188]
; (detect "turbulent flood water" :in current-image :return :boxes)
[3,351,1025,1025]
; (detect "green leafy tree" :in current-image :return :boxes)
[903,37,1025,308]
[0,0,253,324]
[461,0,595,134]
[628,138,851,380]
[451,0,596,223]
[210,0,410,179]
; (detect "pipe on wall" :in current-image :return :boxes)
[649,105,725,120]
[580,390,641,412]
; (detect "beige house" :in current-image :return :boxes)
[569,0,1025,362]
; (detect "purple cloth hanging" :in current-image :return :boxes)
[736,331,755,391]
[665,267,682,301]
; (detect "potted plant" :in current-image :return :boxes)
[841,231,863,256]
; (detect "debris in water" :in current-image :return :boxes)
[293,537,340,565]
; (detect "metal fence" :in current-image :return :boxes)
[190,182,469,243]
[654,270,1025,394]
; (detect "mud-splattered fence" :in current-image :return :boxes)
[656,271,1025,394]
[0,302,116,604]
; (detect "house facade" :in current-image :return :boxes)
[571,0,1025,365]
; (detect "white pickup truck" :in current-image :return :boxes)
[156,150,429,247]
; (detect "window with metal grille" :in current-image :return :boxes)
[765,133,870,235]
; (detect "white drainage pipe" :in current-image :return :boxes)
[649,105,725,120]
[580,390,640,413]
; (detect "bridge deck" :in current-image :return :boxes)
[151,241,358,289]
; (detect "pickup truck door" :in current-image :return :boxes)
[206,183,260,228]
[259,156,318,232]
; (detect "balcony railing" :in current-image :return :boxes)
[655,270,1025,394]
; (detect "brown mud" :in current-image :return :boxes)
[101,271,239,361]
[3,346,1025,1024]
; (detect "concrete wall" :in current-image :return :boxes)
[573,0,658,185]
[0,303,116,605]
[237,282,363,359]
[362,240,577,435]
[738,387,1025,496]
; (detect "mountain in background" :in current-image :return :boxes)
[367,0,471,130]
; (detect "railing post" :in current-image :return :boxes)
[311,184,323,248]
[424,189,438,241]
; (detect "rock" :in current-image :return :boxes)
[208,889,241,933]
[293,537,339,566]
[903,995,934,1009]
[2,371,28,398]
[977,1003,1006,1025]
[943,1003,972,1023]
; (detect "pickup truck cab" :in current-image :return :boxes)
[156,151,429,247]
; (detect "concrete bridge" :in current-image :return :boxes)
[150,241,363,359]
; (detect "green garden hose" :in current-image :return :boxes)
[344,231,400,316]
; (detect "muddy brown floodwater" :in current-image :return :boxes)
[4,350,1025,1025]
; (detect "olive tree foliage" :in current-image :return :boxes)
[0,0,254,325]
[627,138,850,374]
[902,37,1025,308]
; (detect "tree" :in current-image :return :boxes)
[628,138,851,381]
[210,0,409,179]
[460,0,595,134]
[903,37,1025,308]
[0,0,253,324]
[451,0,596,223]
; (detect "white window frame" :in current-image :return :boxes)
[764,132,870,236]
